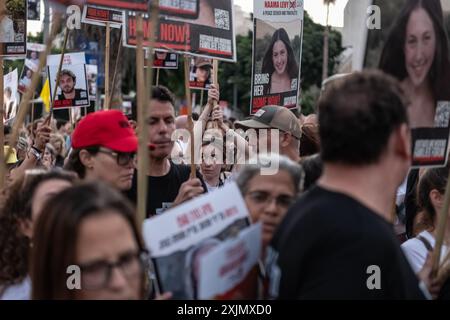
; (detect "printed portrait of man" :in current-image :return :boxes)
[57,69,86,101]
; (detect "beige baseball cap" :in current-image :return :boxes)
[235,106,302,139]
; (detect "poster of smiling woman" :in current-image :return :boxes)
[369,0,450,167]
[250,0,304,115]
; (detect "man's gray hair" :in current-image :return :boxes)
[235,153,304,195]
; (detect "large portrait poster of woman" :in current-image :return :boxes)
[250,0,303,114]
[367,0,450,167]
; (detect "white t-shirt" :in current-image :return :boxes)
[401,230,449,273]
[0,276,31,300]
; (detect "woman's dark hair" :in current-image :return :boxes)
[379,0,450,100]
[417,166,449,225]
[31,182,146,299]
[300,123,320,157]
[64,146,99,178]
[0,170,77,287]
[261,28,299,92]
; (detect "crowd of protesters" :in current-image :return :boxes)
[2,0,450,301]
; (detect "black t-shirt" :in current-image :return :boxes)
[126,161,208,218]
[57,88,86,101]
[266,186,426,300]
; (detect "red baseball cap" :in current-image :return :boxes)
[72,110,138,153]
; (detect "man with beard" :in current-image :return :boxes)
[126,86,207,217]
[54,69,87,121]
[57,69,86,102]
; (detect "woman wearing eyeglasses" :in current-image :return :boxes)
[65,110,138,191]
[236,154,303,299]
[31,182,151,300]
[236,154,303,251]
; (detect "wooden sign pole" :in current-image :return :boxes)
[211,59,219,129]
[184,56,196,179]
[156,68,160,86]
[108,26,123,109]
[46,26,70,124]
[137,0,160,226]
[104,22,111,110]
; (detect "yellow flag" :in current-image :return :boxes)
[40,78,51,112]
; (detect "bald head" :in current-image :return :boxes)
[175,115,188,130]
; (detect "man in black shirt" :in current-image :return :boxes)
[57,69,88,102]
[266,71,430,299]
[126,86,207,217]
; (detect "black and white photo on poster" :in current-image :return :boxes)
[28,0,41,21]
[86,64,98,100]
[0,0,27,56]
[25,42,46,72]
[3,68,19,123]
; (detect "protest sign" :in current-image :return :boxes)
[411,129,450,169]
[124,0,236,62]
[81,0,148,28]
[83,0,203,28]
[142,182,250,299]
[189,56,214,90]
[25,43,46,72]
[159,0,200,18]
[148,50,179,69]
[47,52,90,109]
[250,0,304,114]
[84,0,148,11]
[410,102,450,168]
[373,0,450,168]
[0,0,27,56]
[18,64,36,94]
[3,68,19,122]
[197,223,261,300]
[86,64,98,100]
[82,5,124,28]
[28,0,41,21]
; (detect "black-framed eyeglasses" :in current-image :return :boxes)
[98,147,136,166]
[79,250,149,291]
[245,190,295,208]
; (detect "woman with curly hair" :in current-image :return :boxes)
[0,170,77,299]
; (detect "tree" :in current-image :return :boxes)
[301,11,342,114]
[6,0,26,19]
